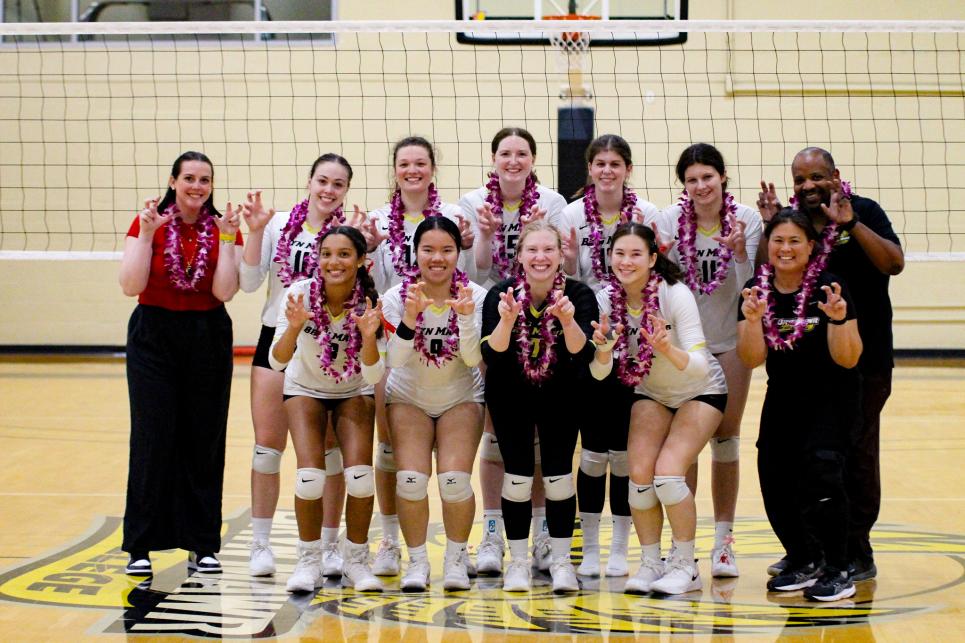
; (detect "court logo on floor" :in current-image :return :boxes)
[0,512,960,637]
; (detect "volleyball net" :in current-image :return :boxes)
[0,19,962,261]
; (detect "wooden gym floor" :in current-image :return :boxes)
[0,358,963,641]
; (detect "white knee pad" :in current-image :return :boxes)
[251,445,282,475]
[501,473,534,503]
[609,450,629,478]
[294,467,326,500]
[344,464,375,498]
[395,470,429,501]
[543,472,575,501]
[533,436,542,465]
[654,475,690,506]
[325,447,344,475]
[437,471,474,503]
[480,432,502,463]
[579,449,608,478]
[628,480,658,510]
[710,437,740,463]
[375,442,396,473]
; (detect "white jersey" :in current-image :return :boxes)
[459,184,567,288]
[367,201,473,292]
[595,281,727,408]
[558,194,660,292]
[655,202,763,353]
[269,278,381,399]
[382,281,487,417]
[240,209,328,327]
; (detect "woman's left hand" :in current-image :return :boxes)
[547,294,576,325]
[446,285,476,316]
[216,202,242,237]
[457,214,475,250]
[641,314,673,354]
[817,282,848,322]
[519,204,547,226]
[713,213,747,261]
[353,297,384,338]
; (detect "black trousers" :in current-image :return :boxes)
[123,304,233,555]
[577,373,633,517]
[486,374,580,541]
[846,367,892,565]
[756,386,859,571]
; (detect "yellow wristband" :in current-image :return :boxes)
[219,233,235,243]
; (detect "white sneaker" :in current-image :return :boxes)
[249,540,276,577]
[341,542,383,592]
[550,560,580,593]
[286,543,323,593]
[532,533,552,572]
[503,558,531,592]
[711,537,739,578]
[321,541,344,577]
[371,538,401,576]
[476,532,505,575]
[650,555,702,595]
[577,548,600,577]
[443,553,471,591]
[624,558,665,594]
[401,558,430,592]
[606,542,630,577]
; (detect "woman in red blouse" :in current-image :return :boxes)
[118,151,242,576]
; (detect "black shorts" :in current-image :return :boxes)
[282,393,375,413]
[252,324,275,369]
[633,392,728,414]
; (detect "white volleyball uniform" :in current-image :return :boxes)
[459,184,567,288]
[269,278,382,399]
[655,202,763,354]
[382,281,487,417]
[558,194,660,292]
[594,281,727,408]
[367,202,474,292]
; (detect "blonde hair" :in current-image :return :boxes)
[515,219,562,256]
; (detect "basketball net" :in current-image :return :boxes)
[546,15,598,99]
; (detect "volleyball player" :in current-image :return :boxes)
[269,226,385,593]
[592,223,728,595]
[119,151,242,576]
[381,217,487,591]
[482,220,598,593]
[239,154,354,577]
[654,143,763,577]
[458,127,566,575]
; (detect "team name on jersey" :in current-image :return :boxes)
[775,316,820,333]
[419,325,455,337]
[302,325,351,343]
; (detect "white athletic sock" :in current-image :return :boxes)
[408,544,428,563]
[531,507,547,539]
[674,539,695,564]
[446,539,468,559]
[251,517,272,542]
[611,515,631,550]
[298,538,320,552]
[381,514,400,543]
[642,542,661,562]
[550,537,572,563]
[579,512,602,552]
[483,510,504,539]
[321,527,339,546]
[714,521,734,549]
[508,538,529,562]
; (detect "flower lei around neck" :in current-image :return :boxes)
[163,204,216,291]
[400,268,469,367]
[308,270,365,383]
[788,180,852,279]
[274,198,345,287]
[583,184,638,283]
[676,189,738,295]
[388,183,442,276]
[610,272,662,386]
[514,269,566,384]
[484,171,539,279]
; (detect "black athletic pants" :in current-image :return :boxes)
[576,373,633,517]
[123,304,233,556]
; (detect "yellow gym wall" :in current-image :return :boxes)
[1,0,963,349]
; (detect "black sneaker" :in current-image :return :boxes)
[849,559,877,582]
[766,555,789,577]
[188,552,222,573]
[804,567,855,601]
[766,561,822,591]
[126,555,153,576]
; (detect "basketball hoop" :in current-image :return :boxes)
[545,14,599,99]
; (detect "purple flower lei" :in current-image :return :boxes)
[274,198,345,287]
[583,184,638,283]
[387,183,442,276]
[514,270,566,384]
[163,204,216,291]
[401,268,469,367]
[308,276,365,383]
[676,190,738,295]
[755,262,817,351]
[789,181,853,279]
[484,171,539,279]
[610,272,661,387]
